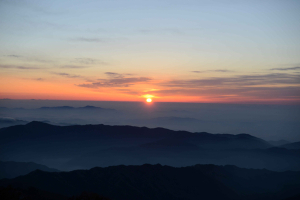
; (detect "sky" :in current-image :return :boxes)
[0,0,299,103]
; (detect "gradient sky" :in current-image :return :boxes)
[0,0,299,103]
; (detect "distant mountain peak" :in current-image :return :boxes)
[236,133,255,138]
[82,105,98,109]
[36,105,115,111]
[39,106,74,109]
[26,121,53,127]
[280,141,300,150]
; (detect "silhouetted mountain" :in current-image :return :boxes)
[78,105,113,110]
[0,161,59,179]
[268,140,290,146]
[38,105,115,111]
[281,141,300,149]
[0,121,271,150]
[65,143,300,171]
[69,191,111,200]
[39,106,74,110]
[137,116,207,133]
[283,194,300,200]
[0,186,111,200]
[1,164,300,200]
[2,121,300,171]
[0,186,112,200]
[0,185,67,200]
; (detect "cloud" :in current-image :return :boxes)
[191,71,203,73]
[76,70,299,102]
[105,72,122,77]
[150,72,300,101]
[78,76,151,88]
[5,55,22,58]
[73,37,104,43]
[0,116,27,124]
[104,72,134,78]
[0,65,40,70]
[70,36,128,44]
[73,58,108,65]
[3,54,56,64]
[270,67,300,71]
[22,77,45,82]
[147,86,300,103]
[214,69,233,72]
[60,65,88,69]
[116,89,141,95]
[191,69,233,73]
[18,66,40,69]
[52,72,82,79]
[163,73,300,88]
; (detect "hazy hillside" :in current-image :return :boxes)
[281,141,300,149]
[1,102,299,142]
[0,161,59,179]
[1,122,299,171]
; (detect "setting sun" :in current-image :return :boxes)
[146,98,152,103]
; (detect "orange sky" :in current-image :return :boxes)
[0,1,300,104]
[0,73,299,104]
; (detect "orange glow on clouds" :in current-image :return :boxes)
[0,73,299,104]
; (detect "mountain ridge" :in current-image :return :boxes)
[0,161,59,179]
[2,121,300,171]
[1,164,300,200]
[281,141,300,149]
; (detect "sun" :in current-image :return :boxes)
[146,98,152,103]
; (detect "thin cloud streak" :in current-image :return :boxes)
[105,72,134,78]
[139,28,185,35]
[191,69,233,73]
[73,58,108,65]
[0,65,40,70]
[52,72,82,79]
[105,72,123,78]
[73,37,104,43]
[271,66,300,71]
[60,65,88,69]
[5,55,22,58]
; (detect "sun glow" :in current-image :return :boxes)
[146,98,152,103]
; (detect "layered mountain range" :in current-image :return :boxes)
[1,122,299,171]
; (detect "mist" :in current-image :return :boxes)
[1,99,299,142]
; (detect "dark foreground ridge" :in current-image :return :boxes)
[1,164,300,200]
[0,186,111,200]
